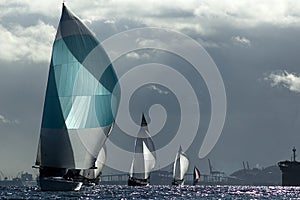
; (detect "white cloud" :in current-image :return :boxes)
[197,38,222,48]
[4,1,300,36]
[126,52,140,59]
[70,0,300,34]
[136,38,163,48]
[104,19,116,24]
[232,36,251,46]
[126,52,150,60]
[148,84,169,95]
[0,0,62,18]
[0,21,55,62]
[0,115,19,125]
[265,70,300,93]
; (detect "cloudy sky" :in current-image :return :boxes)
[2,0,300,177]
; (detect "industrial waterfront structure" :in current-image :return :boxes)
[278,147,300,186]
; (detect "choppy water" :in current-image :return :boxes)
[1,185,300,199]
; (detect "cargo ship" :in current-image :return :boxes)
[278,147,300,186]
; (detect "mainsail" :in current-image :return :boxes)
[173,146,189,181]
[35,3,119,175]
[129,114,156,181]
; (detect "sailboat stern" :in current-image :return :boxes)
[128,177,149,186]
[172,179,184,186]
[38,176,83,191]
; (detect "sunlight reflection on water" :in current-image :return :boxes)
[1,185,300,199]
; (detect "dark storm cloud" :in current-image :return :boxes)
[1,13,56,28]
[144,7,195,19]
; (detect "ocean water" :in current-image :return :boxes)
[1,185,300,199]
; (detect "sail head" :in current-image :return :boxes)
[130,114,156,179]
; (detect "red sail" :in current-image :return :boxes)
[193,166,201,184]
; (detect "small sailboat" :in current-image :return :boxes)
[172,146,189,186]
[34,3,119,191]
[193,166,201,185]
[128,114,156,186]
[79,146,106,185]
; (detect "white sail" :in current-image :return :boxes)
[143,141,156,179]
[173,152,181,179]
[179,153,189,180]
[94,147,106,175]
[130,114,156,180]
[173,146,189,180]
[129,158,134,178]
[80,146,106,179]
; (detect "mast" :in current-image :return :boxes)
[293,147,296,162]
[130,114,156,180]
[208,159,213,174]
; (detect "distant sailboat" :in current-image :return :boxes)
[79,146,106,185]
[128,114,156,186]
[34,3,119,191]
[193,166,201,185]
[172,146,189,186]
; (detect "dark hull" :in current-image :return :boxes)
[38,177,82,191]
[37,167,83,191]
[128,177,149,186]
[172,179,184,186]
[278,161,300,186]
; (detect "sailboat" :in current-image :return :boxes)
[34,3,119,191]
[79,146,106,185]
[128,114,156,186]
[193,166,201,185]
[172,146,189,186]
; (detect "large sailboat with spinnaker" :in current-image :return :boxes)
[34,3,119,191]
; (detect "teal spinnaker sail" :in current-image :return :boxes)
[36,3,119,170]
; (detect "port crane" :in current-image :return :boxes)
[208,159,226,182]
[0,170,4,180]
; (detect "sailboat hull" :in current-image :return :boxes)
[172,179,184,186]
[76,176,100,186]
[128,177,149,186]
[38,177,82,191]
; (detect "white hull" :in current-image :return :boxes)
[38,177,82,191]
